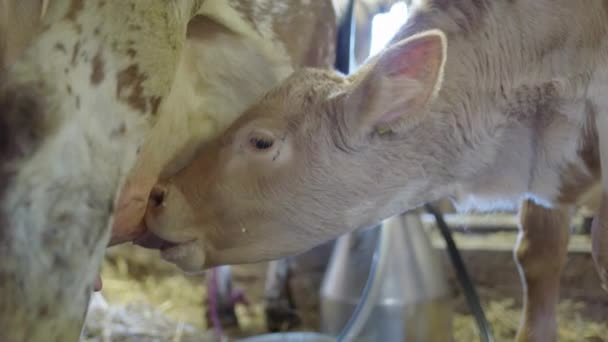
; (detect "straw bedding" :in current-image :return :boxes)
[82,245,607,342]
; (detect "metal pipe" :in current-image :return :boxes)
[323,212,452,342]
[336,219,392,341]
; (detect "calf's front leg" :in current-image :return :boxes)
[264,258,301,332]
[514,200,571,342]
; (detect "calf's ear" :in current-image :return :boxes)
[344,29,447,135]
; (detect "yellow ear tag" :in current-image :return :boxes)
[375,125,392,135]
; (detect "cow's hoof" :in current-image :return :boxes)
[596,266,608,293]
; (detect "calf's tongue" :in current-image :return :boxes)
[133,230,178,250]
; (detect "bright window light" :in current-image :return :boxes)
[368,2,409,58]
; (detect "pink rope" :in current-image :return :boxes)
[208,267,224,338]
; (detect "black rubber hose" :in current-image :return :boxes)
[334,0,355,75]
[424,203,495,342]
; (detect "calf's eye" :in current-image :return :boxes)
[248,133,274,151]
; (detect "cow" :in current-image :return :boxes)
[133,1,608,341]
[0,0,337,340]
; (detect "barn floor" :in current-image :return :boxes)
[82,224,608,342]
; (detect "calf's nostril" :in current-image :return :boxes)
[150,185,167,208]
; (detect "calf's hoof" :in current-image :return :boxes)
[264,298,301,332]
[205,305,240,329]
[591,210,608,292]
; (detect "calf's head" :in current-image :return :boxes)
[142,29,449,272]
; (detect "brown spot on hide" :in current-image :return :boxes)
[65,0,84,21]
[116,64,149,113]
[57,213,70,223]
[126,48,137,58]
[90,51,105,85]
[0,84,48,167]
[54,43,67,54]
[111,122,127,137]
[0,82,49,235]
[38,305,49,317]
[149,96,162,115]
[71,42,81,66]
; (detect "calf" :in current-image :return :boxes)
[139,1,608,341]
[105,0,338,332]
[0,0,335,340]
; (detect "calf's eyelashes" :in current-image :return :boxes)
[247,129,275,152]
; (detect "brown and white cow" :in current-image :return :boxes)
[137,1,608,341]
[0,0,337,340]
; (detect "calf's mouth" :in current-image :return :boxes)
[133,230,179,250]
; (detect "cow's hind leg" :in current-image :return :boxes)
[592,113,608,289]
[514,200,571,342]
[205,266,245,332]
[591,192,608,290]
